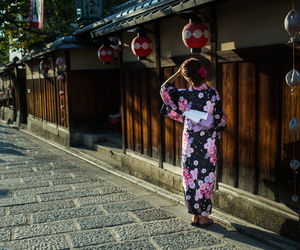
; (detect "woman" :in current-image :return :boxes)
[160,58,227,227]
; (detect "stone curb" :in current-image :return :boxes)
[19,127,300,250]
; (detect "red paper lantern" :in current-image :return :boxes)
[40,59,51,72]
[182,22,209,49]
[97,46,114,63]
[131,36,152,59]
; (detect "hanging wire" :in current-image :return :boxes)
[293,41,295,69]
[292,0,295,9]
[290,0,297,201]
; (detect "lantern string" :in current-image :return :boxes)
[289,0,297,200]
[293,40,295,69]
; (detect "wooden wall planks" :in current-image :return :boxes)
[68,69,120,131]
[220,63,237,187]
[220,60,300,207]
[26,76,66,127]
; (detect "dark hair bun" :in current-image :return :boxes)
[181,58,205,86]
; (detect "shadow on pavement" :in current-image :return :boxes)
[0,190,12,198]
[0,141,25,157]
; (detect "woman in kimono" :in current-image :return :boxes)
[160,58,227,227]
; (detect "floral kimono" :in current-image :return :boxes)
[160,82,227,216]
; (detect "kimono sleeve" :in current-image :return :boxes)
[160,82,185,123]
[213,90,227,132]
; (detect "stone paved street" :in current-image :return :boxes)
[0,124,283,249]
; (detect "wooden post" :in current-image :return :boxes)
[210,3,220,190]
[52,53,59,128]
[64,50,71,140]
[119,32,127,154]
[30,61,35,118]
[155,23,163,169]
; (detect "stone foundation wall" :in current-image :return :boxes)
[27,115,70,146]
[95,143,300,242]
[0,107,14,124]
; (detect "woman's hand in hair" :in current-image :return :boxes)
[161,68,181,88]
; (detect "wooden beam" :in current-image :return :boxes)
[64,50,71,135]
[119,32,127,154]
[155,23,163,169]
[217,44,299,63]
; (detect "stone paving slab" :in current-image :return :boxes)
[102,200,155,213]
[38,188,100,202]
[0,167,34,174]
[51,169,91,176]
[152,230,223,249]
[51,176,104,185]
[97,185,124,195]
[133,208,176,222]
[9,199,75,215]
[0,195,36,207]
[21,173,73,183]
[71,181,110,190]
[0,207,5,216]
[32,205,104,223]
[0,181,50,191]
[0,228,10,241]
[3,170,53,179]
[0,178,22,186]
[78,192,137,206]
[14,220,76,239]
[71,171,103,178]
[112,218,194,241]
[3,162,36,169]
[8,235,69,250]
[14,184,71,196]
[34,164,78,171]
[76,213,136,230]
[80,239,156,250]
[0,214,27,228]
[0,155,26,162]
[68,229,116,248]
[0,190,11,198]
[202,243,242,250]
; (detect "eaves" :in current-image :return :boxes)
[90,0,215,38]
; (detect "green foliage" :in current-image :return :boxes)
[0,37,9,65]
[0,0,131,61]
[0,0,77,52]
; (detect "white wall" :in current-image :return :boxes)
[70,48,118,70]
[160,15,211,58]
[122,23,157,63]
[25,57,56,79]
[217,0,300,51]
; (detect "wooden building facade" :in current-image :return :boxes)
[23,37,121,146]
[0,64,26,125]
[82,0,300,241]
[4,0,298,241]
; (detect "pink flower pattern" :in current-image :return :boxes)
[203,100,215,115]
[160,82,227,215]
[178,96,190,111]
